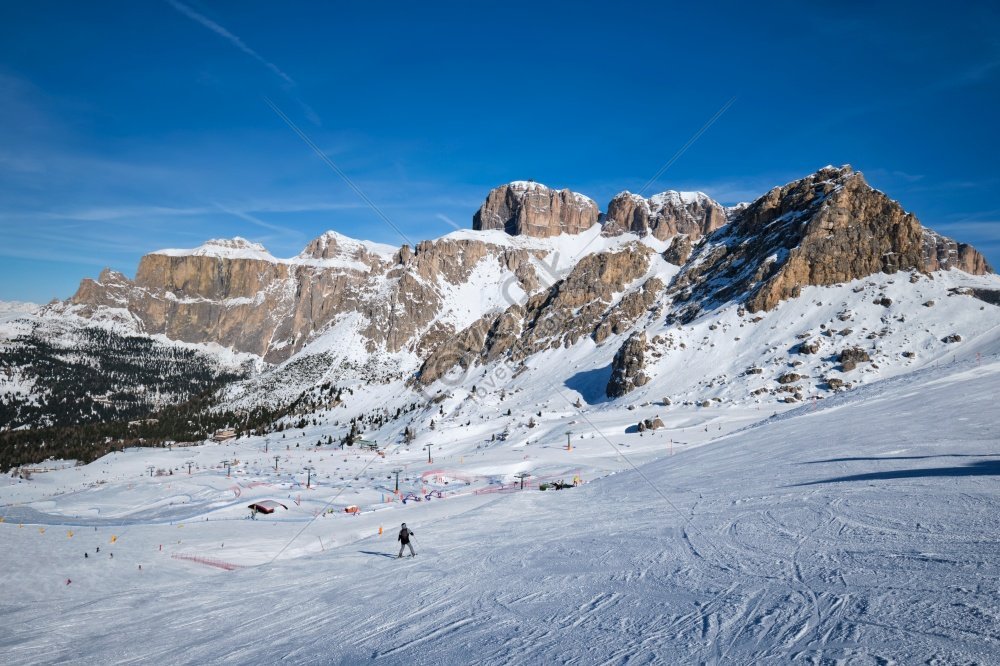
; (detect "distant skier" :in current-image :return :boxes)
[397,523,415,558]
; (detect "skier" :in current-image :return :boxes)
[397,523,415,558]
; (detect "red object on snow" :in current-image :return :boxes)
[247,500,289,514]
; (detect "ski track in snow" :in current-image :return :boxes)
[1,355,999,664]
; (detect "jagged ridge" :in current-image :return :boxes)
[61,166,992,381]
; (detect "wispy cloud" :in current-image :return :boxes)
[940,55,1000,90]
[0,151,47,174]
[435,213,462,230]
[166,0,295,87]
[0,221,168,266]
[212,202,304,240]
[0,244,120,268]
[933,220,1000,242]
[36,204,213,221]
[14,200,365,222]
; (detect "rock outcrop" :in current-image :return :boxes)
[70,268,135,310]
[472,181,600,238]
[606,331,649,398]
[637,416,665,432]
[602,190,726,241]
[67,234,543,364]
[63,167,995,382]
[838,347,871,371]
[662,235,694,266]
[669,166,993,322]
[922,230,993,274]
[416,243,658,385]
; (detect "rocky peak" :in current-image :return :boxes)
[301,231,356,259]
[71,268,133,310]
[922,229,994,274]
[669,165,993,321]
[602,190,727,241]
[297,231,395,271]
[61,165,994,378]
[472,181,600,238]
[97,268,129,284]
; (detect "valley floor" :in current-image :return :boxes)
[1,357,999,664]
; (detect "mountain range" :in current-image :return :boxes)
[3,164,999,463]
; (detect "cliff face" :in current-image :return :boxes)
[417,243,661,385]
[602,190,727,241]
[68,235,544,363]
[472,181,600,238]
[65,167,993,377]
[669,166,993,321]
[922,229,994,275]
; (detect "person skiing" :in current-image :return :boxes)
[397,523,415,558]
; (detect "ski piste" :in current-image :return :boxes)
[3,354,999,662]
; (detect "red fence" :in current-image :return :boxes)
[171,553,246,571]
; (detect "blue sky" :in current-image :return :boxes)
[1,1,998,302]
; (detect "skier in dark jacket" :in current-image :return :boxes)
[397,523,415,558]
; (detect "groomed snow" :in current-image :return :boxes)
[1,347,998,663]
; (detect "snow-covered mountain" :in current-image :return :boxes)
[602,188,728,240]
[3,165,997,465]
[3,166,1000,663]
[0,309,258,470]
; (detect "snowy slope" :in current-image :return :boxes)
[215,225,674,409]
[273,268,1000,470]
[1,343,998,663]
[0,301,40,317]
[0,307,259,434]
[3,163,999,662]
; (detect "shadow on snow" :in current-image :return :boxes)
[802,453,1000,464]
[794,458,1000,486]
[564,363,613,405]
